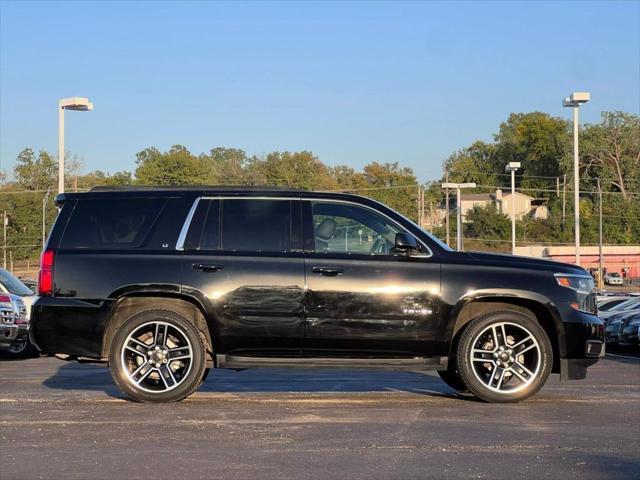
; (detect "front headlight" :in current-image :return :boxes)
[555,274,597,314]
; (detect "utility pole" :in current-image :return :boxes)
[562,174,567,224]
[505,162,521,255]
[417,186,424,228]
[2,211,6,270]
[429,202,434,234]
[442,182,476,251]
[597,178,603,289]
[445,172,450,247]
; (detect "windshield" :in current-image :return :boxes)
[609,298,640,312]
[0,269,34,296]
[609,272,621,277]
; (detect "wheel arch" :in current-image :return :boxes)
[102,293,215,367]
[447,290,566,374]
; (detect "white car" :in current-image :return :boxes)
[604,272,624,286]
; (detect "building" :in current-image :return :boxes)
[514,245,640,282]
[460,189,548,222]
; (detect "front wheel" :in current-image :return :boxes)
[2,337,38,359]
[108,310,207,403]
[437,369,469,393]
[456,310,552,403]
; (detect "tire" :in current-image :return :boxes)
[2,338,39,359]
[437,368,469,393]
[108,309,207,403]
[456,310,552,403]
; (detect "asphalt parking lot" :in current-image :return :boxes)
[1,354,639,480]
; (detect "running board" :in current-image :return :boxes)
[216,354,448,371]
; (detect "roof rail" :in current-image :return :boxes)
[89,185,307,192]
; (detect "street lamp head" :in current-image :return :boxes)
[562,92,590,108]
[59,97,94,111]
[441,182,476,189]
[505,161,521,172]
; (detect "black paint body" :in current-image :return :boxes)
[31,188,604,379]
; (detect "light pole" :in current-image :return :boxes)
[563,92,590,265]
[58,97,93,194]
[505,162,521,255]
[442,182,476,251]
[42,189,51,251]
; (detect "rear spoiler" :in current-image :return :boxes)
[54,193,67,208]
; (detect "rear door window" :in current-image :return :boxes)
[221,199,292,253]
[62,198,165,249]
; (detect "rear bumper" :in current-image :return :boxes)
[30,297,111,358]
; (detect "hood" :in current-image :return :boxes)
[458,251,587,275]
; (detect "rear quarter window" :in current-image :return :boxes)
[61,198,165,249]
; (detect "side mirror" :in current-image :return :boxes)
[394,232,418,252]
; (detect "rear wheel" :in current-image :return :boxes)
[456,310,552,403]
[108,310,207,403]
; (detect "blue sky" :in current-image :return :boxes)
[1,1,638,182]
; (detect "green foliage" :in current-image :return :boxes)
[494,112,570,191]
[135,145,211,185]
[581,111,640,200]
[443,141,499,190]
[14,148,57,191]
[464,204,510,239]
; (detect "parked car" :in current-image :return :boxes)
[30,187,604,403]
[599,297,640,325]
[0,291,29,357]
[0,269,37,358]
[597,296,630,312]
[18,278,38,292]
[619,313,640,348]
[604,272,624,286]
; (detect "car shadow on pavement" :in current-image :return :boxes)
[41,361,472,400]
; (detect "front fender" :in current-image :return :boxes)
[446,288,567,358]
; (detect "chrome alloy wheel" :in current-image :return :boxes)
[120,321,193,393]
[469,321,541,394]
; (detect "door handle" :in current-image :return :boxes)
[192,264,224,272]
[312,266,344,276]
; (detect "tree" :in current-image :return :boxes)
[582,111,640,200]
[257,151,337,190]
[443,141,499,189]
[13,148,57,191]
[464,204,510,240]
[203,147,249,184]
[494,112,571,192]
[134,145,210,185]
[362,162,418,220]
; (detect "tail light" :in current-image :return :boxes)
[39,250,55,296]
[0,294,11,304]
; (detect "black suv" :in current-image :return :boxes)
[31,187,604,403]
